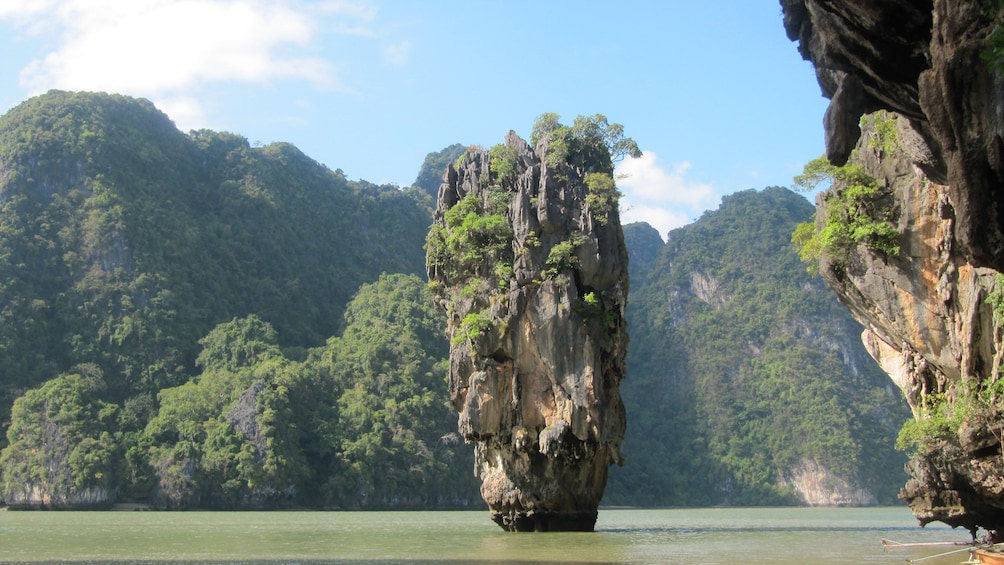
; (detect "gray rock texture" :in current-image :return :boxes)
[782,0,1003,268]
[426,131,628,531]
[782,0,1004,535]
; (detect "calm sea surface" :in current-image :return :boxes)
[0,506,977,564]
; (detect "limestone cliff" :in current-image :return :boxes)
[779,459,878,507]
[4,485,115,510]
[782,0,1003,268]
[426,130,628,531]
[612,188,909,508]
[782,0,1004,535]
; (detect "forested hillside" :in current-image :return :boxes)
[0,92,909,509]
[0,91,431,416]
[0,91,479,508]
[606,187,911,506]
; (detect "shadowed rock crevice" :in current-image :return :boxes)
[426,130,628,531]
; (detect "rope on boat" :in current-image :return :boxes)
[883,539,971,548]
[880,539,994,563]
[906,545,984,563]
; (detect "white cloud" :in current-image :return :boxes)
[314,0,379,20]
[0,0,385,128]
[615,151,720,240]
[155,95,207,131]
[383,40,412,66]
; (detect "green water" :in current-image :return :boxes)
[0,506,973,564]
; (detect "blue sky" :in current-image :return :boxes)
[0,1,827,239]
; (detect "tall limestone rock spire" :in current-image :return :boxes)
[426,123,630,531]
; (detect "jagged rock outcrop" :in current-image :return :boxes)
[426,130,628,531]
[812,114,1004,534]
[782,0,1003,269]
[782,0,1004,535]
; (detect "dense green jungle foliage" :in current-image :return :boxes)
[0,91,909,508]
[605,187,911,506]
[1,275,478,508]
[0,91,478,508]
[0,90,431,420]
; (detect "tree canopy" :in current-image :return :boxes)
[531,112,642,163]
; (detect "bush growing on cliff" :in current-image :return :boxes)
[896,379,1004,461]
[453,310,493,346]
[791,156,900,273]
[862,111,898,155]
[489,143,518,185]
[987,274,1004,328]
[584,172,620,225]
[543,237,583,279]
[895,393,960,452]
[973,0,1004,68]
[425,193,513,283]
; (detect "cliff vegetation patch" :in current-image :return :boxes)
[791,156,900,274]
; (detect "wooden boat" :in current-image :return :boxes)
[971,547,1004,565]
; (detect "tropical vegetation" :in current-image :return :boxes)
[0,91,910,508]
[606,187,910,506]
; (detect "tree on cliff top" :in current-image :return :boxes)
[531,112,642,165]
[791,146,900,275]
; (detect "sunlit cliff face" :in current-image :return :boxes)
[782,0,1004,535]
[426,130,628,531]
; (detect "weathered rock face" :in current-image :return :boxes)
[426,131,628,531]
[782,0,1004,269]
[817,114,1004,534]
[5,484,116,510]
[782,0,1004,534]
[779,459,878,507]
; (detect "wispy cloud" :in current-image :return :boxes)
[382,40,412,66]
[314,0,379,20]
[615,151,720,240]
[0,0,386,129]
